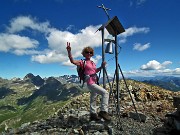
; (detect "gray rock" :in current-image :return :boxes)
[129,112,147,122]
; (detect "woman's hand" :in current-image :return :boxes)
[101,61,107,68]
[66,42,71,52]
[96,61,107,73]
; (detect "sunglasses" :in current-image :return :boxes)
[85,51,93,55]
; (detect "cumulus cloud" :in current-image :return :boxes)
[123,69,153,77]
[31,50,67,64]
[140,60,172,70]
[13,49,40,55]
[123,68,180,77]
[0,15,151,66]
[133,43,150,51]
[7,16,50,34]
[0,33,38,54]
[116,60,179,77]
[120,26,149,38]
[2,15,179,78]
[119,26,150,43]
[46,25,102,58]
[91,55,102,65]
[3,16,103,64]
[174,68,180,75]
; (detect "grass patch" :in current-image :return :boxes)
[0,96,68,132]
[0,110,18,123]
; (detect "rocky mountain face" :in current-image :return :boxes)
[1,75,180,135]
[58,74,114,85]
[58,75,79,84]
[0,73,87,132]
[23,73,45,87]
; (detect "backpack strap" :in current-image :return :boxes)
[79,59,86,85]
[79,59,86,71]
[82,59,86,70]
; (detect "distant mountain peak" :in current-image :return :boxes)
[45,77,61,85]
[23,73,35,80]
[23,73,44,87]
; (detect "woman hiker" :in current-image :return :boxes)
[66,42,111,121]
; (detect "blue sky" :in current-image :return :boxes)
[0,0,180,79]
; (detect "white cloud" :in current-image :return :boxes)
[140,60,172,70]
[0,33,38,54]
[13,49,40,55]
[123,69,153,77]
[91,55,102,65]
[1,15,151,66]
[174,68,180,75]
[123,68,180,77]
[162,61,173,67]
[120,26,150,38]
[2,15,179,78]
[3,16,102,63]
[119,26,150,43]
[31,50,67,64]
[116,60,179,77]
[61,60,74,66]
[46,25,102,59]
[7,16,50,34]
[133,43,150,51]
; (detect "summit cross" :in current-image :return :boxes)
[97,4,111,20]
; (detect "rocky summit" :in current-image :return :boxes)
[1,78,180,135]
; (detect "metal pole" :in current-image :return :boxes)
[118,64,141,121]
[115,34,120,111]
[101,28,106,88]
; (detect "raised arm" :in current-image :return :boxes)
[66,42,80,66]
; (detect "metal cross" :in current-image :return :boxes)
[97,4,111,20]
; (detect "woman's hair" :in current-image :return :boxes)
[81,46,94,57]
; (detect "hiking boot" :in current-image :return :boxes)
[90,113,101,121]
[98,111,111,121]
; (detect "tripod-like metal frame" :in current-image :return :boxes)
[98,16,125,112]
[102,33,141,127]
[97,5,141,129]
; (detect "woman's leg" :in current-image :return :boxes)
[88,84,109,112]
[89,87,97,113]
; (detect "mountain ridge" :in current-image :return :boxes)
[129,76,180,92]
[0,73,180,133]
